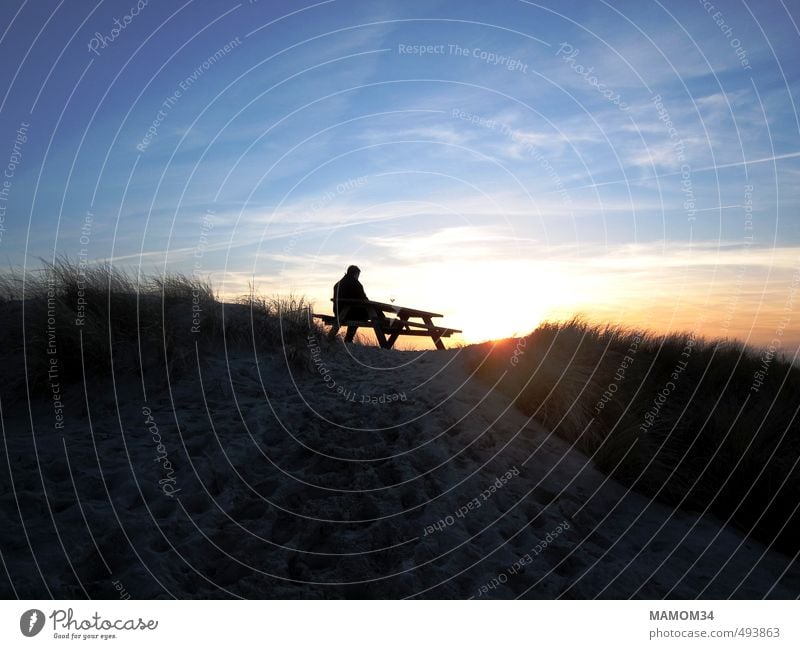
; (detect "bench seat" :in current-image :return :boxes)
[313,301,461,349]
[313,313,460,337]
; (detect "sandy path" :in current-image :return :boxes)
[1,339,797,598]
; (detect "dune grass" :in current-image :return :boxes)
[470,318,800,554]
[0,258,322,401]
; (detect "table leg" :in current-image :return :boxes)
[385,309,409,349]
[373,323,391,348]
[365,305,389,348]
[328,303,350,340]
[424,316,446,350]
[327,324,340,341]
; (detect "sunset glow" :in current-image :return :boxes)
[2,0,798,354]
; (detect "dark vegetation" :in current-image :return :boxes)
[470,318,800,555]
[0,258,318,404]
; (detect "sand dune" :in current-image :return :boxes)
[1,335,797,599]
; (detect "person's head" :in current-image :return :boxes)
[346,265,361,279]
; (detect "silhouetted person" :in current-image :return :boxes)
[329,265,369,342]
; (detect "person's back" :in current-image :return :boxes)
[329,265,368,342]
[333,269,367,314]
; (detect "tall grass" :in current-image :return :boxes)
[0,258,321,402]
[470,318,800,554]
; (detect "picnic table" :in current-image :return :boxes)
[313,298,462,350]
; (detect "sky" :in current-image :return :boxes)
[1,0,799,347]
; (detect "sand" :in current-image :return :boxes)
[1,337,798,598]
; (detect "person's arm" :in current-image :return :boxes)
[332,280,339,313]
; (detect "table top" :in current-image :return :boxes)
[332,298,444,319]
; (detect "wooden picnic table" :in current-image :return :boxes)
[313,298,461,350]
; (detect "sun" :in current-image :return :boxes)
[435,260,563,344]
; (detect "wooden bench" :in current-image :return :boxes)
[313,299,462,350]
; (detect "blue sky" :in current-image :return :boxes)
[1,0,799,344]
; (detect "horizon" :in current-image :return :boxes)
[1,0,798,349]
[6,256,800,360]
